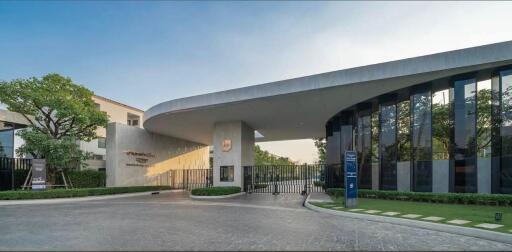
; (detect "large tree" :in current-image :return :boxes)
[313,138,326,164]
[0,73,109,183]
[254,145,296,165]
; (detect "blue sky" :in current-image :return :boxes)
[1,1,512,162]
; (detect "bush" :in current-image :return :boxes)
[254,183,268,189]
[0,186,171,200]
[191,186,241,196]
[66,170,106,188]
[325,188,512,206]
[313,181,325,188]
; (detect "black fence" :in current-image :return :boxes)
[243,164,344,194]
[148,168,213,190]
[0,157,32,191]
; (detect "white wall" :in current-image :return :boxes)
[106,123,209,187]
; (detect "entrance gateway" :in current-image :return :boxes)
[243,164,342,194]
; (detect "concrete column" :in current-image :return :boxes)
[432,160,449,193]
[478,157,492,194]
[397,161,411,192]
[213,121,254,188]
[371,162,379,190]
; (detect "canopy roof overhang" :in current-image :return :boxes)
[144,41,512,145]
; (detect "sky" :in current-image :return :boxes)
[1,1,512,163]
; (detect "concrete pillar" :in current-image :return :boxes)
[397,161,411,192]
[213,121,254,188]
[432,160,449,193]
[371,162,379,190]
[478,157,492,194]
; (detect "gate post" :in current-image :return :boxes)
[302,164,307,195]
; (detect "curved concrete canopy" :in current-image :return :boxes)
[144,41,512,145]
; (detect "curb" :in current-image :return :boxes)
[189,192,246,200]
[304,194,512,245]
[0,190,182,206]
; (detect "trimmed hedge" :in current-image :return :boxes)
[254,183,268,190]
[190,186,241,196]
[313,181,325,188]
[326,188,512,206]
[66,170,106,188]
[0,186,171,200]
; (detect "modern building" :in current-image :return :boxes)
[0,95,144,170]
[125,40,512,194]
[0,109,30,158]
[81,95,144,170]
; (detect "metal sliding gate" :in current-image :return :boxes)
[149,168,213,191]
[243,164,343,194]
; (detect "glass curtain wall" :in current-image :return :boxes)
[453,78,477,193]
[499,70,512,193]
[412,91,432,192]
[325,118,342,189]
[0,122,15,158]
[325,118,341,165]
[379,102,398,190]
[397,101,411,162]
[325,66,512,194]
[371,110,380,189]
[339,113,353,188]
[477,79,493,159]
[432,89,451,161]
[356,111,372,189]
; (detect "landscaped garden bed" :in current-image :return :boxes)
[326,188,512,206]
[315,191,512,234]
[190,186,241,196]
[0,186,171,200]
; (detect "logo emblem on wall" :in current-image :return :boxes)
[222,139,232,152]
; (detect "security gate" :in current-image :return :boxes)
[0,157,31,191]
[148,168,213,190]
[243,164,342,194]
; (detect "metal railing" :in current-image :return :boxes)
[243,164,342,194]
[147,168,213,190]
[0,157,32,191]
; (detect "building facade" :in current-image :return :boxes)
[325,65,512,194]
[0,109,29,158]
[80,95,144,170]
[0,95,144,170]
[142,41,512,194]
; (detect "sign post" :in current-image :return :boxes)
[344,151,357,208]
[32,159,47,190]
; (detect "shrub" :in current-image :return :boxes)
[190,186,241,196]
[0,186,171,200]
[325,188,512,206]
[313,181,325,188]
[66,170,106,188]
[254,183,268,190]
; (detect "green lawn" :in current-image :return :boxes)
[313,196,512,234]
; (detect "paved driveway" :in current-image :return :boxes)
[0,191,511,251]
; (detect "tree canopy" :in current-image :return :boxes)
[313,138,326,164]
[254,145,296,165]
[0,74,109,181]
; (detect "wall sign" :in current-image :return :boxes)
[124,151,155,167]
[344,150,358,208]
[32,159,46,190]
[222,139,232,152]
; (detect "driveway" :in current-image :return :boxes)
[0,191,511,251]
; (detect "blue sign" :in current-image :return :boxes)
[344,151,357,207]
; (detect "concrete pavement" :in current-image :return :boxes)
[0,191,511,251]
